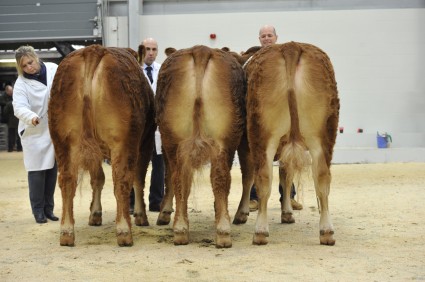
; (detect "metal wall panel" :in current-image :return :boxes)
[0,0,101,43]
[142,0,425,15]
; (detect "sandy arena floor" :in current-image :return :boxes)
[0,151,424,281]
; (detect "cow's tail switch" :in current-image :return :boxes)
[279,42,310,182]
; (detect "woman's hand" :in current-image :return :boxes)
[31,116,39,126]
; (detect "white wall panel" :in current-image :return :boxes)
[104,17,128,47]
[137,8,424,148]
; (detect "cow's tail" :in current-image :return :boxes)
[279,42,310,184]
[78,47,104,171]
[177,46,218,179]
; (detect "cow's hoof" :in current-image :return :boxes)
[252,232,269,245]
[174,231,189,245]
[134,214,149,226]
[216,233,232,248]
[232,211,248,225]
[60,231,75,247]
[156,211,172,225]
[89,211,102,226]
[281,212,295,224]
[320,230,335,246]
[117,232,133,247]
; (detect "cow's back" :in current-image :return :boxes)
[245,42,339,165]
[242,41,339,246]
[49,45,155,246]
[155,45,246,247]
[49,45,153,171]
[156,45,245,168]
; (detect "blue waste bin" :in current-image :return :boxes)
[377,132,392,149]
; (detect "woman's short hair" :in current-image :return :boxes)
[15,45,39,76]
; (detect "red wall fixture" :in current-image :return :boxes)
[210,33,216,39]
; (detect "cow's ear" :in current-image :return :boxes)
[138,44,146,64]
[165,47,177,57]
[221,47,230,52]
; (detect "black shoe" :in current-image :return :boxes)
[45,213,59,221]
[149,204,160,212]
[34,214,47,224]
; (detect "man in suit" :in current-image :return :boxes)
[142,38,164,212]
[130,37,164,213]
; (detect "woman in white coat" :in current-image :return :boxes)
[13,46,59,224]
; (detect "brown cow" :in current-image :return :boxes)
[155,45,247,248]
[48,45,155,246]
[233,42,339,246]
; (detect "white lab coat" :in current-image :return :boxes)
[13,62,58,171]
[142,61,162,154]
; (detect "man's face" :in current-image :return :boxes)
[259,27,277,47]
[143,40,158,66]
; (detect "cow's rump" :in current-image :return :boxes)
[155,45,247,248]
[49,45,155,246]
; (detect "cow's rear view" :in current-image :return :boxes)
[49,45,155,246]
[240,42,339,245]
[155,45,246,247]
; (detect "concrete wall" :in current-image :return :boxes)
[140,8,425,143]
[105,8,425,162]
[104,17,128,47]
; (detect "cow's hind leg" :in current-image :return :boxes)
[133,180,149,226]
[88,163,104,226]
[133,144,152,227]
[233,134,254,225]
[157,151,174,225]
[310,147,335,246]
[111,150,134,247]
[279,166,295,224]
[58,162,78,246]
[211,150,233,248]
[252,151,274,245]
[134,123,155,227]
[133,177,149,227]
[172,159,193,245]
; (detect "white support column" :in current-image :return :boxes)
[128,0,141,50]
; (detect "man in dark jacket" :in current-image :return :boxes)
[3,85,22,152]
[0,86,12,123]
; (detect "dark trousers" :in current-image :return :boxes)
[149,147,165,208]
[250,183,296,201]
[28,162,57,215]
[7,127,22,152]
